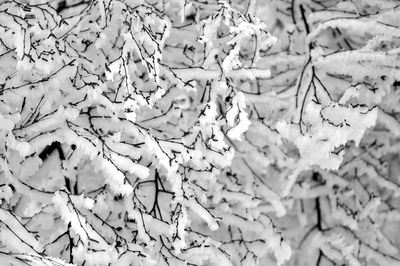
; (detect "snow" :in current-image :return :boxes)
[226,91,251,141]
[187,198,219,231]
[52,192,89,243]
[2,0,400,266]
[0,114,14,130]
[277,101,377,170]
[0,208,44,253]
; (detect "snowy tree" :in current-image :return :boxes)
[249,0,400,265]
[0,0,400,266]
